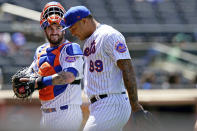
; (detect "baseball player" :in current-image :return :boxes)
[20,2,83,130]
[62,6,149,131]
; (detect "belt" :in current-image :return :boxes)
[90,92,126,104]
[71,79,81,84]
[42,105,68,113]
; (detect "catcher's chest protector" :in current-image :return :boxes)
[36,43,69,101]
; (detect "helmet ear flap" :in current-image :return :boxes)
[41,21,49,30]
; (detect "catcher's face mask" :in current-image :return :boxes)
[40,1,66,30]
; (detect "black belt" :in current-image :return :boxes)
[90,92,126,104]
[71,79,81,84]
[42,105,68,113]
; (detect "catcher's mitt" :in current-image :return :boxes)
[12,67,37,99]
[132,110,162,131]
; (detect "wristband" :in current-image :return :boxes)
[37,76,52,89]
[42,76,53,86]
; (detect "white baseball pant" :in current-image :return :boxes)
[40,104,82,131]
[83,93,131,131]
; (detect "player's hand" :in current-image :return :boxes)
[12,67,38,99]
[132,109,162,131]
[20,77,38,89]
[131,102,144,112]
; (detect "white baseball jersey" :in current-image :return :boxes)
[31,40,83,130]
[83,24,131,131]
[83,24,131,98]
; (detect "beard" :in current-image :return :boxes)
[46,32,64,46]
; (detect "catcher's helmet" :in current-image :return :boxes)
[40,1,66,30]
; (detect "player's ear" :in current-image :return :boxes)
[62,29,66,35]
[81,18,87,25]
[44,30,47,36]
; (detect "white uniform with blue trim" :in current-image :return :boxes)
[83,24,131,131]
[31,40,83,130]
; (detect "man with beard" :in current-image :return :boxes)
[19,2,83,130]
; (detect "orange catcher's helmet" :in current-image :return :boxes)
[40,1,66,30]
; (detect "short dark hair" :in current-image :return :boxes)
[86,15,93,19]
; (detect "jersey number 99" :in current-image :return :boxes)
[89,60,103,72]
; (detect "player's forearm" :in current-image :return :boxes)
[33,70,76,89]
[51,71,75,85]
[117,59,143,112]
[123,67,142,111]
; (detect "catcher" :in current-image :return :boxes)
[12,1,83,130]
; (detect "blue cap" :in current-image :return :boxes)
[62,6,91,31]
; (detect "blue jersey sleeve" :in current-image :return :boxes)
[66,43,83,56]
